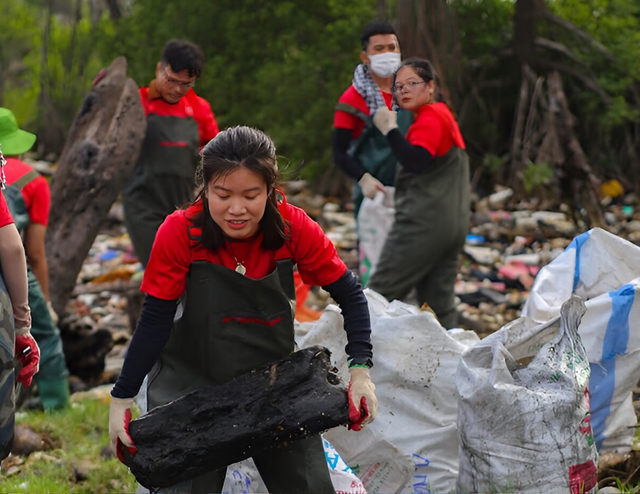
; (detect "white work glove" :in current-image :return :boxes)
[347,367,378,430]
[47,301,59,326]
[109,396,137,463]
[358,173,385,200]
[373,107,398,136]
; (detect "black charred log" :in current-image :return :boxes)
[123,346,349,490]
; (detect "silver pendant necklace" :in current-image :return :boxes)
[229,243,247,275]
[234,259,246,275]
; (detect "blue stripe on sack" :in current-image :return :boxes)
[603,285,634,359]
[566,231,592,292]
[590,360,614,450]
[589,284,635,450]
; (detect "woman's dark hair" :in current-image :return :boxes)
[191,126,287,251]
[393,57,440,102]
[162,39,205,78]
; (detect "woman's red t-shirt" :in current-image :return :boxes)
[0,192,14,228]
[406,102,465,157]
[141,195,347,300]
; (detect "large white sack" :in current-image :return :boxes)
[297,289,479,494]
[522,228,640,452]
[457,296,598,494]
[357,188,395,285]
[220,438,366,494]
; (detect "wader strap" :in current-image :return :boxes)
[11,169,40,191]
[335,102,370,123]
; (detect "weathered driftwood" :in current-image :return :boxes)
[123,346,349,490]
[45,57,146,315]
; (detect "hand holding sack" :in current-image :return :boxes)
[109,396,138,463]
[347,366,378,431]
[372,107,398,136]
[14,333,40,387]
[358,173,386,200]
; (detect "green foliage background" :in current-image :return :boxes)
[3,0,640,185]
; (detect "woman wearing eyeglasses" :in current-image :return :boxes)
[367,58,470,329]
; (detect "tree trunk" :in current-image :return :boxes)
[509,67,530,193]
[547,71,605,228]
[514,0,540,67]
[105,0,122,21]
[395,0,461,111]
[123,346,350,490]
[36,0,66,155]
[45,57,146,315]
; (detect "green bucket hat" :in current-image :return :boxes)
[0,108,36,155]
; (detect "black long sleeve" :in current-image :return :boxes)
[323,270,373,367]
[332,128,366,182]
[386,127,435,173]
[111,295,178,398]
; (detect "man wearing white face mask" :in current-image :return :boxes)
[333,21,412,217]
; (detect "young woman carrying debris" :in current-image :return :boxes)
[109,126,377,493]
[368,58,470,329]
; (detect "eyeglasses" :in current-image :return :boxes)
[392,81,426,93]
[162,68,195,90]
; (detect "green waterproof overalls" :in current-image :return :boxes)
[367,141,470,329]
[123,111,200,266]
[335,103,412,217]
[3,174,69,410]
[145,249,335,494]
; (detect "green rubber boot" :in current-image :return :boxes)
[35,376,70,411]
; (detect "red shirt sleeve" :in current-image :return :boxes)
[334,86,394,139]
[406,103,465,157]
[334,86,366,137]
[141,211,192,300]
[0,194,14,228]
[282,203,347,286]
[188,92,219,148]
[406,106,445,156]
[21,177,50,226]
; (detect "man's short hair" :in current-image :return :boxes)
[360,21,397,51]
[161,40,205,78]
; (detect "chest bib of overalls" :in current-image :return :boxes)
[147,259,296,410]
[123,108,201,265]
[138,114,200,181]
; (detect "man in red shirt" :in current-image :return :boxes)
[332,21,411,217]
[0,107,67,410]
[123,40,219,266]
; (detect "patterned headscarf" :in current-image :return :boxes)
[352,64,387,114]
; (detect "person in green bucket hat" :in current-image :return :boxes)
[0,109,36,155]
[0,107,70,411]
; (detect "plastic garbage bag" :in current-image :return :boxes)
[357,188,395,286]
[522,228,640,453]
[457,296,598,494]
[220,438,365,494]
[296,289,479,493]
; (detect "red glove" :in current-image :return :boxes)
[109,397,137,463]
[347,367,378,431]
[15,333,40,387]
